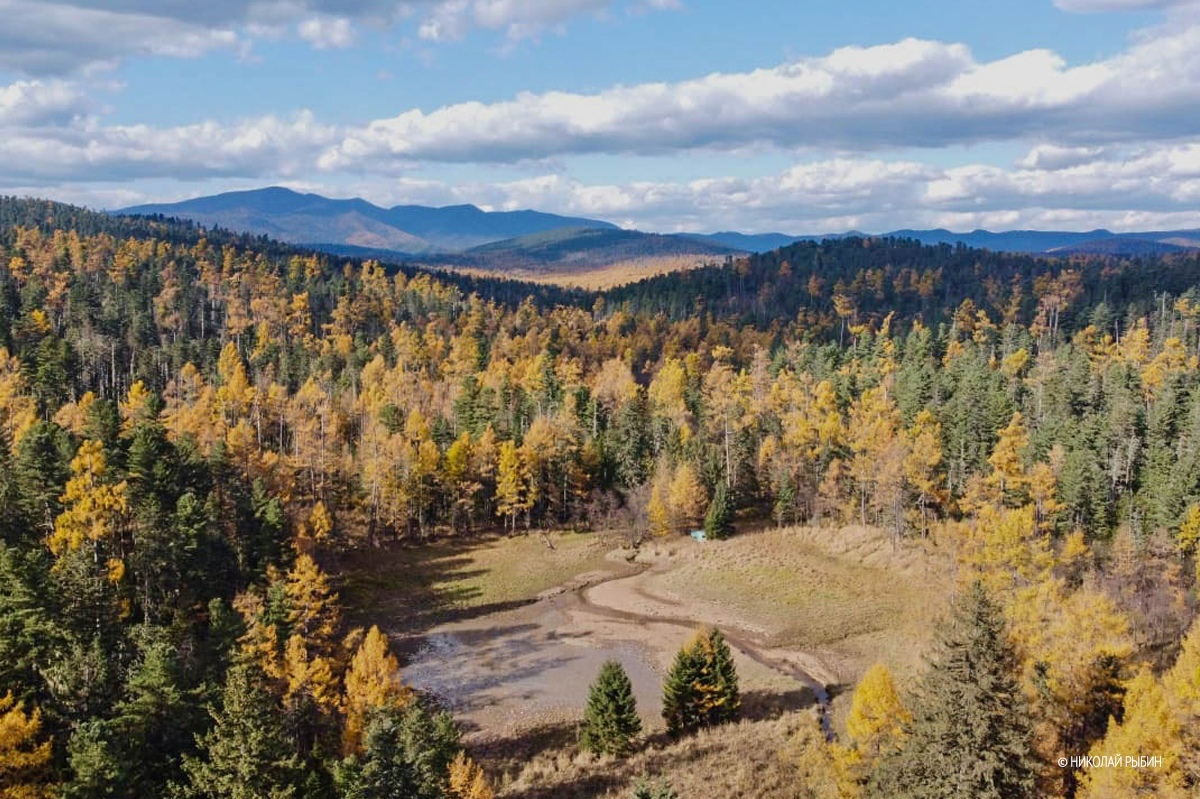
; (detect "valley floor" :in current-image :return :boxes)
[339,525,950,796]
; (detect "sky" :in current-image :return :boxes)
[3,0,1200,233]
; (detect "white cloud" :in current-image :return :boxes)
[319,25,1200,167]
[0,79,90,126]
[0,108,338,182]
[297,16,357,48]
[422,0,609,41]
[323,144,1200,233]
[0,0,676,73]
[0,1,244,74]
[14,141,1200,234]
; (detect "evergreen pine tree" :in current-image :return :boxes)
[703,484,733,540]
[174,662,305,799]
[662,627,739,735]
[868,582,1036,799]
[336,700,462,799]
[579,660,642,756]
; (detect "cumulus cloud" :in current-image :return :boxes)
[297,16,357,48]
[11,140,1200,233]
[319,25,1200,167]
[0,108,339,182]
[0,1,244,74]
[315,144,1200,234]
[417,0,609,42]
[0,0,677,73]
[0,79,91,126]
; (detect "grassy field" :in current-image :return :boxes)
[647,525,951,683]
[335,530,621,635]
[437,254,710,290]
[487,715,815,799]
[336,524,949,796]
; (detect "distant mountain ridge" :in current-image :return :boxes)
[117,187,1200,263]
[119,187,618,254]
[689,227,1200,255]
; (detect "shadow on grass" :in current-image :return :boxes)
[739,687,817,721]
[475,719,579,764]
[512,773,624,799]
[332,536,538,640]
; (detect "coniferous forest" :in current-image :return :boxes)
[2,196,1200,798]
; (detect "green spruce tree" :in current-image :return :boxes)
[579,660,642,756]
[703,484,733,540]
[868,582,1036,799]
[173,662,305,799]
[336,699,462,799]
[662,627,739,735]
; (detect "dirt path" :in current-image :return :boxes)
[401,550,834,738]
[573,561,834,734]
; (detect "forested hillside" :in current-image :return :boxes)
[2,197,1200,798]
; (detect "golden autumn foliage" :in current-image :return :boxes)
[846,663,909,760]
[667,462,708,531]
[47,439,129,564]
[0,692,54,799]
[647,482,671,538]
[285,553,342,655]
[1077,669,1187,799]
[447,751,494,799]
[495,440,530,531]
[793,717,859,799]
[341,626,412,755]
[986,411,1030,503]
[0,349,37,448]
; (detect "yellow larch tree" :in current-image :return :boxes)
[647,482,671,538]
[668,462,708,532]
[1007,579,1133,796]
[1028,445,1066,532]
[341,626,413,755]
[986,411,1030,505]
[0,691,55,799]
[648,357,693,442]
[845,384,902,526]
[284,553,341,655]
[846,663,910,762]
[495,440,529,532]
[903,410,943,535]
[119,380,156,434]
[447,751,494,799]
[47,440,129,579]
[52,390,96,437]
[0,348,37,448]
[1077,668,1187,799]
[1178,503,1200,555]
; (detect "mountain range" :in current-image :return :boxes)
[118,187,1200,271]
[120,186,618,254]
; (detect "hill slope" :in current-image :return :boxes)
[119,186,617,253]
[425,226,741,283]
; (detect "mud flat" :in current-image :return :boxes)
[401,555,835,738]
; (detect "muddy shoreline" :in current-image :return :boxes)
[400,550,834,738]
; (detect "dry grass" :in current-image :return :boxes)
[648,525,951,684]
[336,530,618,634]
[437,254,710,289]
[486,715,813,799]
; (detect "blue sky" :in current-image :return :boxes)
[2,0,1200,233]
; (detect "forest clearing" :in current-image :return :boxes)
[337,525,948,741]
